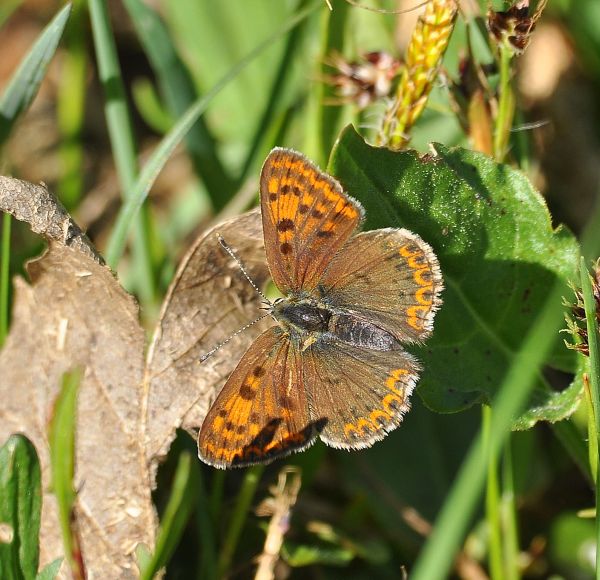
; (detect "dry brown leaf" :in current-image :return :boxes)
[144,209,272,466]
[0,176,101,263]
[0,179,155,578]
[1,176,273,576]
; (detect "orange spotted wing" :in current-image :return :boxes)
[260,148,364,294]
[198,327,325,468]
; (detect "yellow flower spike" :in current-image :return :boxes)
[378,0,458,150]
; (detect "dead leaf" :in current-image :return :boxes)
[144,209,272,467]
[1,177,273,576]
[0,180,155,578]
[0,176,101,263]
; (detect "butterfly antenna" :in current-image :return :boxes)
[199,313,270,363]
[217,234,272,305]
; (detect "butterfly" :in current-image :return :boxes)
[198,148,443,468]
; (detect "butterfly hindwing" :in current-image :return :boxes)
[302,337,420,449]
[320,228,443,343]
[198,327,321,468]
[260,148,364,294]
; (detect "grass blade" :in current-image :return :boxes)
[315,0,349,164]
[57,0,88,209]
[0,3,71,144]
[411,279,568,580]
[238,0,313,185]
[122,0,237,209]
[217,466,264,578]
[105,0,320,268]
[88,0,156,305]
[49,369,85,580]
[35,558,63,580]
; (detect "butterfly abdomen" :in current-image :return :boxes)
[327,314,401,351]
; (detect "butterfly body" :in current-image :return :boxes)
[272,295,402,352]
[198,148,443,468]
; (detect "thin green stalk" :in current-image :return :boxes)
[493,44,515,162]
[104,1,320,268]
[411,279,567,580]
[88,0,155,305]
[501,440,520,580]
[210,469,225,524]
[237,0,311,186]
[315,0,349,165]
[580,257,600,580]
[50,369,85,580]
[587,381,598,482]
[217,466,264,578]
[196,469,217,580]
[0,212,10,346]
[486,41,518,580]
[139,452,199,580]
[57,0,87,209]
[484,406,503,580]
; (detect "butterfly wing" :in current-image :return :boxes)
[260,148,364,294]
[302,337,420,449]
[198,326,323,468]
[320,228,443,343]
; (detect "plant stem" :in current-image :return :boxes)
[580,257,600,580]
[501,440,520,580]
[484,406,503,580]
[0,212,10,346]
[88,0,156,305]
[493,44,515,161]
[217,466,264,578]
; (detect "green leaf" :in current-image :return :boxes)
[49,369,82,578]
[330,126,580,421]
[0,434,42,580]
[35,558,63,580]
[513,355,585,430]
[0,3,71,144]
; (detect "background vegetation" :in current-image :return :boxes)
[2,0,600,578]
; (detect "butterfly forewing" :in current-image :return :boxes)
[260,148,364,293]
[320,229,443,343]
[302,338,420,449]
[198,327,320,468]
